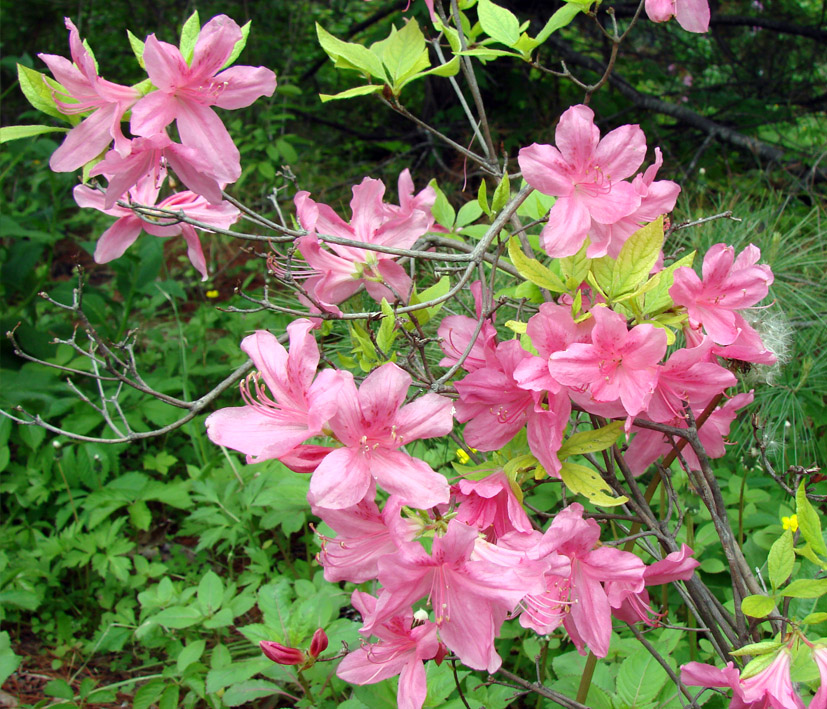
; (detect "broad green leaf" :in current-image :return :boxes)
[158,684,179,709]
[456,200,483,228]
[45,679,74,700]
[740,652,777,680]
[413,55,460,81]
[781,579,827,598]
[206,659,274,695]
[127,30,146,67]
[316,24,387,81]
[741,595,776,618]
[128,500,151,531]
[730,640,783,656]
[768,529,795,589]
[17,65,72,121]
[803,612,827,624]
[0,125,67,143]
[408,276,451,327]
[559,242,590,290]
[0,632,21,687]
[535,3,582,44]
[198,570,224,614]
[559,461,628,507]
[133,681,165,709]
[372,20,430,90]
[224,21,252,68]
[457,48,522,60]
[222,680,281,707]
[590,255,614,295]
[152,606,203,629]
[615,648,670,707]
[319,84,384,103]
[796,482,827,557]
[611,217,664,297]
[430,181,456,228]
[505,320,527,334]
[478,179,491,215]
[513,32,541,58]
[377,299,397,353]
[558,421,624,459]
[478,0,521,46]
[644,250,695,314]
[179,11,201,64]
[491,171,511,213]
[177,640,206,674]
[508,237,566,292]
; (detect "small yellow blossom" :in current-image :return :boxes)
[455,448,477,464]
[206,289,220,299]
[781,514,798,532]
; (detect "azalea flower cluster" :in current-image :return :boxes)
[38,16,276,278]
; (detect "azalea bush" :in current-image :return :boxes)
[2,1,826,708]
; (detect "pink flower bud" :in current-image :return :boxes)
[309,628,329,658]
[260,640,305,666]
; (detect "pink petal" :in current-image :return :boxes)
[555,104,600,172]
[175,100,241,183]
[310,447,373,509]
[142,35,187,92]
[594,124,647,181]
[93,215,143,262]
[49,104,118,172]
[541,196,591,257]
[394,393,454,442]
[675,0,710,32]
[130,90,178,138]
[369,448,449,509]
[191,15,241,79]
[180,225,208,280]
[518,143,573,197]
[213,65,277,109]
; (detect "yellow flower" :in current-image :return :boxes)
[781,514,798,532]
[206,289,220,299]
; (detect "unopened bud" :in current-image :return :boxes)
[260,640,305,666]
[309,628,328,658]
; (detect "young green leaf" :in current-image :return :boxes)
[768,529,795,589]
[491,172,511,213]
[796,481,827,557]
[557,421,624,459]
[781,578,827,598]
[508,237,566,292]
[316,24,387,82]
[559,461,629,507]
[740,595,776,619]
[477,0,521,46]
[0,125,67,143]
[179,11,201,64]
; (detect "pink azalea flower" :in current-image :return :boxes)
[518,105,646,258]
[626,391,754,475]
[312,496,416,583]
[645,338,737,423]
[518,504,646,656]
[549,306,668,417]
[337,591,442,709]
[438,281,498,372]
[294,171,435,307]
[670,243,774,346]
[812,646,827,709]
[454,340,571,477]
[308,363,452,510]
[91,134,224,209]
[685,318,776,366]
[130,15,277,184]
[607,544,699,626]
[205,321,348,460]
[39,18,139,172]
[645,0,710,33]
[454,471,534,539]
[589,148,681,259]
[73,183,238,279]
[367,520,532,672]
[681,648,806,708]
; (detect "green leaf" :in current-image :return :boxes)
[611,217,664,298]
[127,30,145,68]
[128,500,151,531]
[478,179,491,216]
[198,570,224,615]
[535,3,582,44]
[408,276,451,327]
[615,648,670,707]
[45,679,75,700]
[768,529,795,589]
[377,299,397,353]
[319,84,383,103]
[781,579,827,598]
[559,461,629,507]
[17,65,71,121]
[222,680,281,707]
[158,684,179,709]
[224,21,252,68]
[508,237,566,292]
[372,20,430,91]
[152,606,203,629]
[177,640,206,674]
[491,171,511,213]
[316,24,387,81]
[730,640,783,657]
[415,55,461,80]
[559,242,591,290]
[740,652,777,680]
[796,482,827,557]
[644,250,695,315]
[741,595,776,618]
[803,612,827,624]
[558,421,624,459]
[0,125,68,143]
[179,11,201,64]
[430,182,456,228]
[0,632,21,687]
[133,680,166,709]
[478,0,521,46]
[456,200,483,228]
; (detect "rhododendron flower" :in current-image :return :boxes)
[308,363,452,510]
[518,504,645,656]
[39,18,139,172]
[438,281,498,372]
[260,640,305,666]
[366,520,534,672]
[645,0,710,33]
[91,134,224,209]
[295,171,435,307]
[454,471,533,539]
[205,321,347,460]
[670,243,774,346]
[130,15,277,183]
[681,648,805,708]
[518,104,646,258]
[337,591,442,709]
[813,646,827,709]
[626,391,755,474]
[73,183,239,279]
[549,306,667,417]
[589,148,681,258]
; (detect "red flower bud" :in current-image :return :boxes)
[260,640,305,666]
[309,628,328,658]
